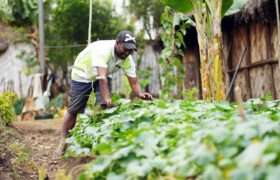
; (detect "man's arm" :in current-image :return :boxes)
[97,67,112,106]
[127,76,153,100]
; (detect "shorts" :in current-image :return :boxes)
[68,79,112,115]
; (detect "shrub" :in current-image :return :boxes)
[0,92,17,126]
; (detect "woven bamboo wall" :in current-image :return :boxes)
[223,21,279,100]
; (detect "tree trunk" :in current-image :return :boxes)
[193,2,212,100]
[209,0,225,100]
[192,0,225,100]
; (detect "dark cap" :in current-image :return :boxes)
[116,30,137,50]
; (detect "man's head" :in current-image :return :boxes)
[115,30,137,59]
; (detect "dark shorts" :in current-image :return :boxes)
[68,79,112,115]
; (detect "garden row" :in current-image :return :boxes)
[66,98,280,180]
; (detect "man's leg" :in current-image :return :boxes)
[53,111,77,159]
[54,80,92,159]
[65,80,92,131]
[62,111,77,137]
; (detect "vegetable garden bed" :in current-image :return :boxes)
[66,98,280,180]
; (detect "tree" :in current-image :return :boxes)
[128,0,164,40]
[45,0,133,72]
[0,0,38,26]
[0,0,40,75]
[160,8,195,98]
[162,0,247,100]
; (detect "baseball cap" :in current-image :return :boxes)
[116,30,137,50]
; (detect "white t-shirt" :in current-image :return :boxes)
[71,40,136,82]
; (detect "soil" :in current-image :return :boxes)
[0,119,92,180]
[0,119,73,180]
[0,127,36,180]
[14,119,63,179]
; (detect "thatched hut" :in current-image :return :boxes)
[183,0,280,100]
[223,0,279,100]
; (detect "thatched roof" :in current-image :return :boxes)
[225,0,278,24]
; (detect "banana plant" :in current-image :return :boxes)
[162,0,247,100]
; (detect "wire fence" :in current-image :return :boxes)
[45,44,87,49]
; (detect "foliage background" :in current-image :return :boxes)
[0,0,37,26]
[45,0,134,72]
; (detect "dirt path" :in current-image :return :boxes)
[10,119,93,180]
[12,119,64,179]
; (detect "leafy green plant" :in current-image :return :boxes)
[9,142,30,167]
[17,49,38,75]
[0,128,36,179]
[0,92,17,126]
[0,0,38,26]
[138,68,152,90]
[128,0,164,40]
[14,98,25,115]
[161,0,248,100]
[183,87,199,101]
[66,98,280,179]
[45,0,134,72]
[160,7,194,98]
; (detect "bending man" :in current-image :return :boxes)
[55,30,152,157]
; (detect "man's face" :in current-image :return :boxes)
[115,42,134,60]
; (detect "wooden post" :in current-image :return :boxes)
[234,86,245,121]
[245,24,252,99]
[88,0,93,45]
[18,71,23,97]
[275,0,280,68]
[38,0,45,75]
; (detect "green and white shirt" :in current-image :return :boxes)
[71,40,136,82]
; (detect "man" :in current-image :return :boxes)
[55,30,152,157]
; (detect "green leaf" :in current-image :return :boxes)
[237,142,265,167]
[267,166,280,180]
[231,169,252,180]
[222,0,234,16]
[161,0,193,13]
[126,160,152,177]
[192,144,215,166]
[94,143,112,154]
[135,131,159,158]
[202,165,223,180]
[223,0,248,17]
[107,172,126,180]
[68,99,280,178]
[173,13,182,26]
[90,156,112,173]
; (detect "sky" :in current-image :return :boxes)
[111,0,155,39]
[112,0,127,15]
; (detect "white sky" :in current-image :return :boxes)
[112,0,127,15]
[111,0,155,39]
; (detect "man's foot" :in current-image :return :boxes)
[52,138,67,160]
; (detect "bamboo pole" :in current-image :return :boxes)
[225,47,247,100]
[88,0,93,45]
[234,86,245,121]
[38,0,45,74]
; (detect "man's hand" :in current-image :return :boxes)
[100,102,115,109]
[127,77,153,100]
[101,98,112,107]
[137,92,153,100]
[97,67,112,107]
